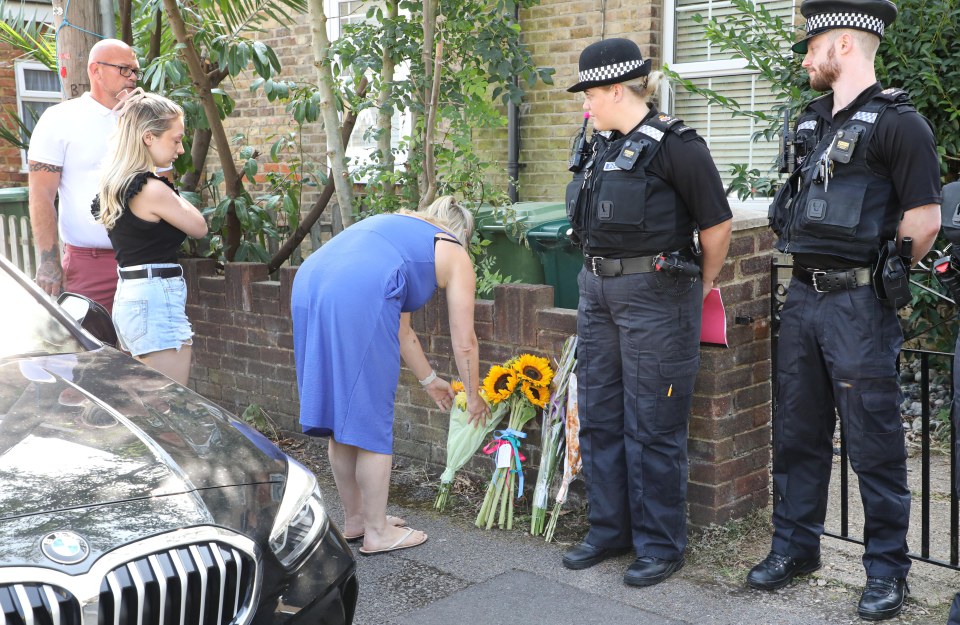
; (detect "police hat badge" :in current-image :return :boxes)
[792,0,898,54]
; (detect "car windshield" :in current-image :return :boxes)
[0,266,85,359]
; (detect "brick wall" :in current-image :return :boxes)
[185,208,775,527]
[0,41,28,187]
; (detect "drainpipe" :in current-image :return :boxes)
[506,4,520,203]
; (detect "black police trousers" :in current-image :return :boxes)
[576,267,702,559]
[771,278,910,577]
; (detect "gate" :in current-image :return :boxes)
[771,260,960,570]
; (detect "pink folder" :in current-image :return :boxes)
[700,287,728,347]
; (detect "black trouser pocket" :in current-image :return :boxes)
[637,353,700,434]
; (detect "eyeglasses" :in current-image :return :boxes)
[96,62,144,80]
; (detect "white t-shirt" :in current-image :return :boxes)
[28,93,117,249]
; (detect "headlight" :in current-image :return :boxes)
[269,457,328,569]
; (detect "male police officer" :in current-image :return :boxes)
[748,0,941,620]
[932,182,960,625]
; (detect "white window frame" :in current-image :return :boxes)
[323,0,412,179]
[14,60,61,172]
[662,0,793,211]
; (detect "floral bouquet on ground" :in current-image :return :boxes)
[434,381,508,512]
[475,354,554,530]
[530,335,577,536]
[544,370,582,542]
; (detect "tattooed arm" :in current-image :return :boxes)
[435,240,488,426]
[28,160,64,296]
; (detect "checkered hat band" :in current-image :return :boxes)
[805,12,885,36]
[851,111,879,124]
[797,120,818,131]
[578,59,643,84]
[639,125,665,141]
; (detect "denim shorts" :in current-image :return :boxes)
[112,264,193,357]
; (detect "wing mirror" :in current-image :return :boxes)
[57,292,119,349]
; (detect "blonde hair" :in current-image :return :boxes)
[97,93,183,230]
[400,196,475,245]
[620,70,666,103]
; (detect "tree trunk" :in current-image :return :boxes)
[146,9,162,63]
[376,0,398,196]
[119,0,133,45]
[180,128,212,192]
[420,38,442,209]
[418,0,436,199]
[51,0,100,99]
[162,0,243,259]
[307,0,353,232]
[267,82,365,272]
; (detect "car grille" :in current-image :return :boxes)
[0,583,80,625]
[0,541,255,625]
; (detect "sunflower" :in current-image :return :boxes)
[482,365,518,403]
[451,380,465,393]
[521,380,549,409]
[512,354,554,388]
[454,391,467,410]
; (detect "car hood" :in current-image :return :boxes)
[0,349,288,520]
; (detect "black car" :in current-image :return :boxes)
[0,255,357,624]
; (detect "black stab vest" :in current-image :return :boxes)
[769,88,916,264]
[566,113,697,258]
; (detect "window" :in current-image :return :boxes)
[324,0,410,175]
[15,61,61,170]
[663,0,795,201]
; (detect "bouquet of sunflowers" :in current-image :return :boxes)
[434,381,508,512]
[475,354,554,530]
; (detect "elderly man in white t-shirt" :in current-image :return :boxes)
[27,38,141,312]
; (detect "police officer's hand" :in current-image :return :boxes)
[467,391,491,427]
[703,281,712,301]
[35,259,63,297]
[425,378,455,411]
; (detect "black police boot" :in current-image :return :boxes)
[746,551,822,590]
[561,542,632,570]
[857,577,908,621]
[623,556,685,587]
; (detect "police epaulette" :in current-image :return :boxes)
[649,113,694,135]
[877,87,910,102]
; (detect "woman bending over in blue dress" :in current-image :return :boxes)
[292,196,490,555]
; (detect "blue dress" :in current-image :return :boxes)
[291,214,448,454]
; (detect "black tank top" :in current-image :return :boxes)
[92,172,188,267]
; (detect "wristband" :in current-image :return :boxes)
[418,370,438,387]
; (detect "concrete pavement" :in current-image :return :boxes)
[287,440,958,625]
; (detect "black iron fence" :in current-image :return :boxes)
[770,260,960,570]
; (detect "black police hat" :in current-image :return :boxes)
[792,0,898,53]
[567,38,653,93]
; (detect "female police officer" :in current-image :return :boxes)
[560,38,732,587]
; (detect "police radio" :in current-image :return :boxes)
[779,107,794,175]
[568,112,591,172]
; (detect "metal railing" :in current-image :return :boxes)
[771,260,960,570]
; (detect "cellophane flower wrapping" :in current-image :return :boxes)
[434,392,508,512]
[530,335,577,536]
[544,370,582,542]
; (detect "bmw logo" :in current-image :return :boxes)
[40,531,90,564]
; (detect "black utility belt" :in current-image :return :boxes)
[792,266,871,293]
[584,252,700,278]
[584,254,658,277]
